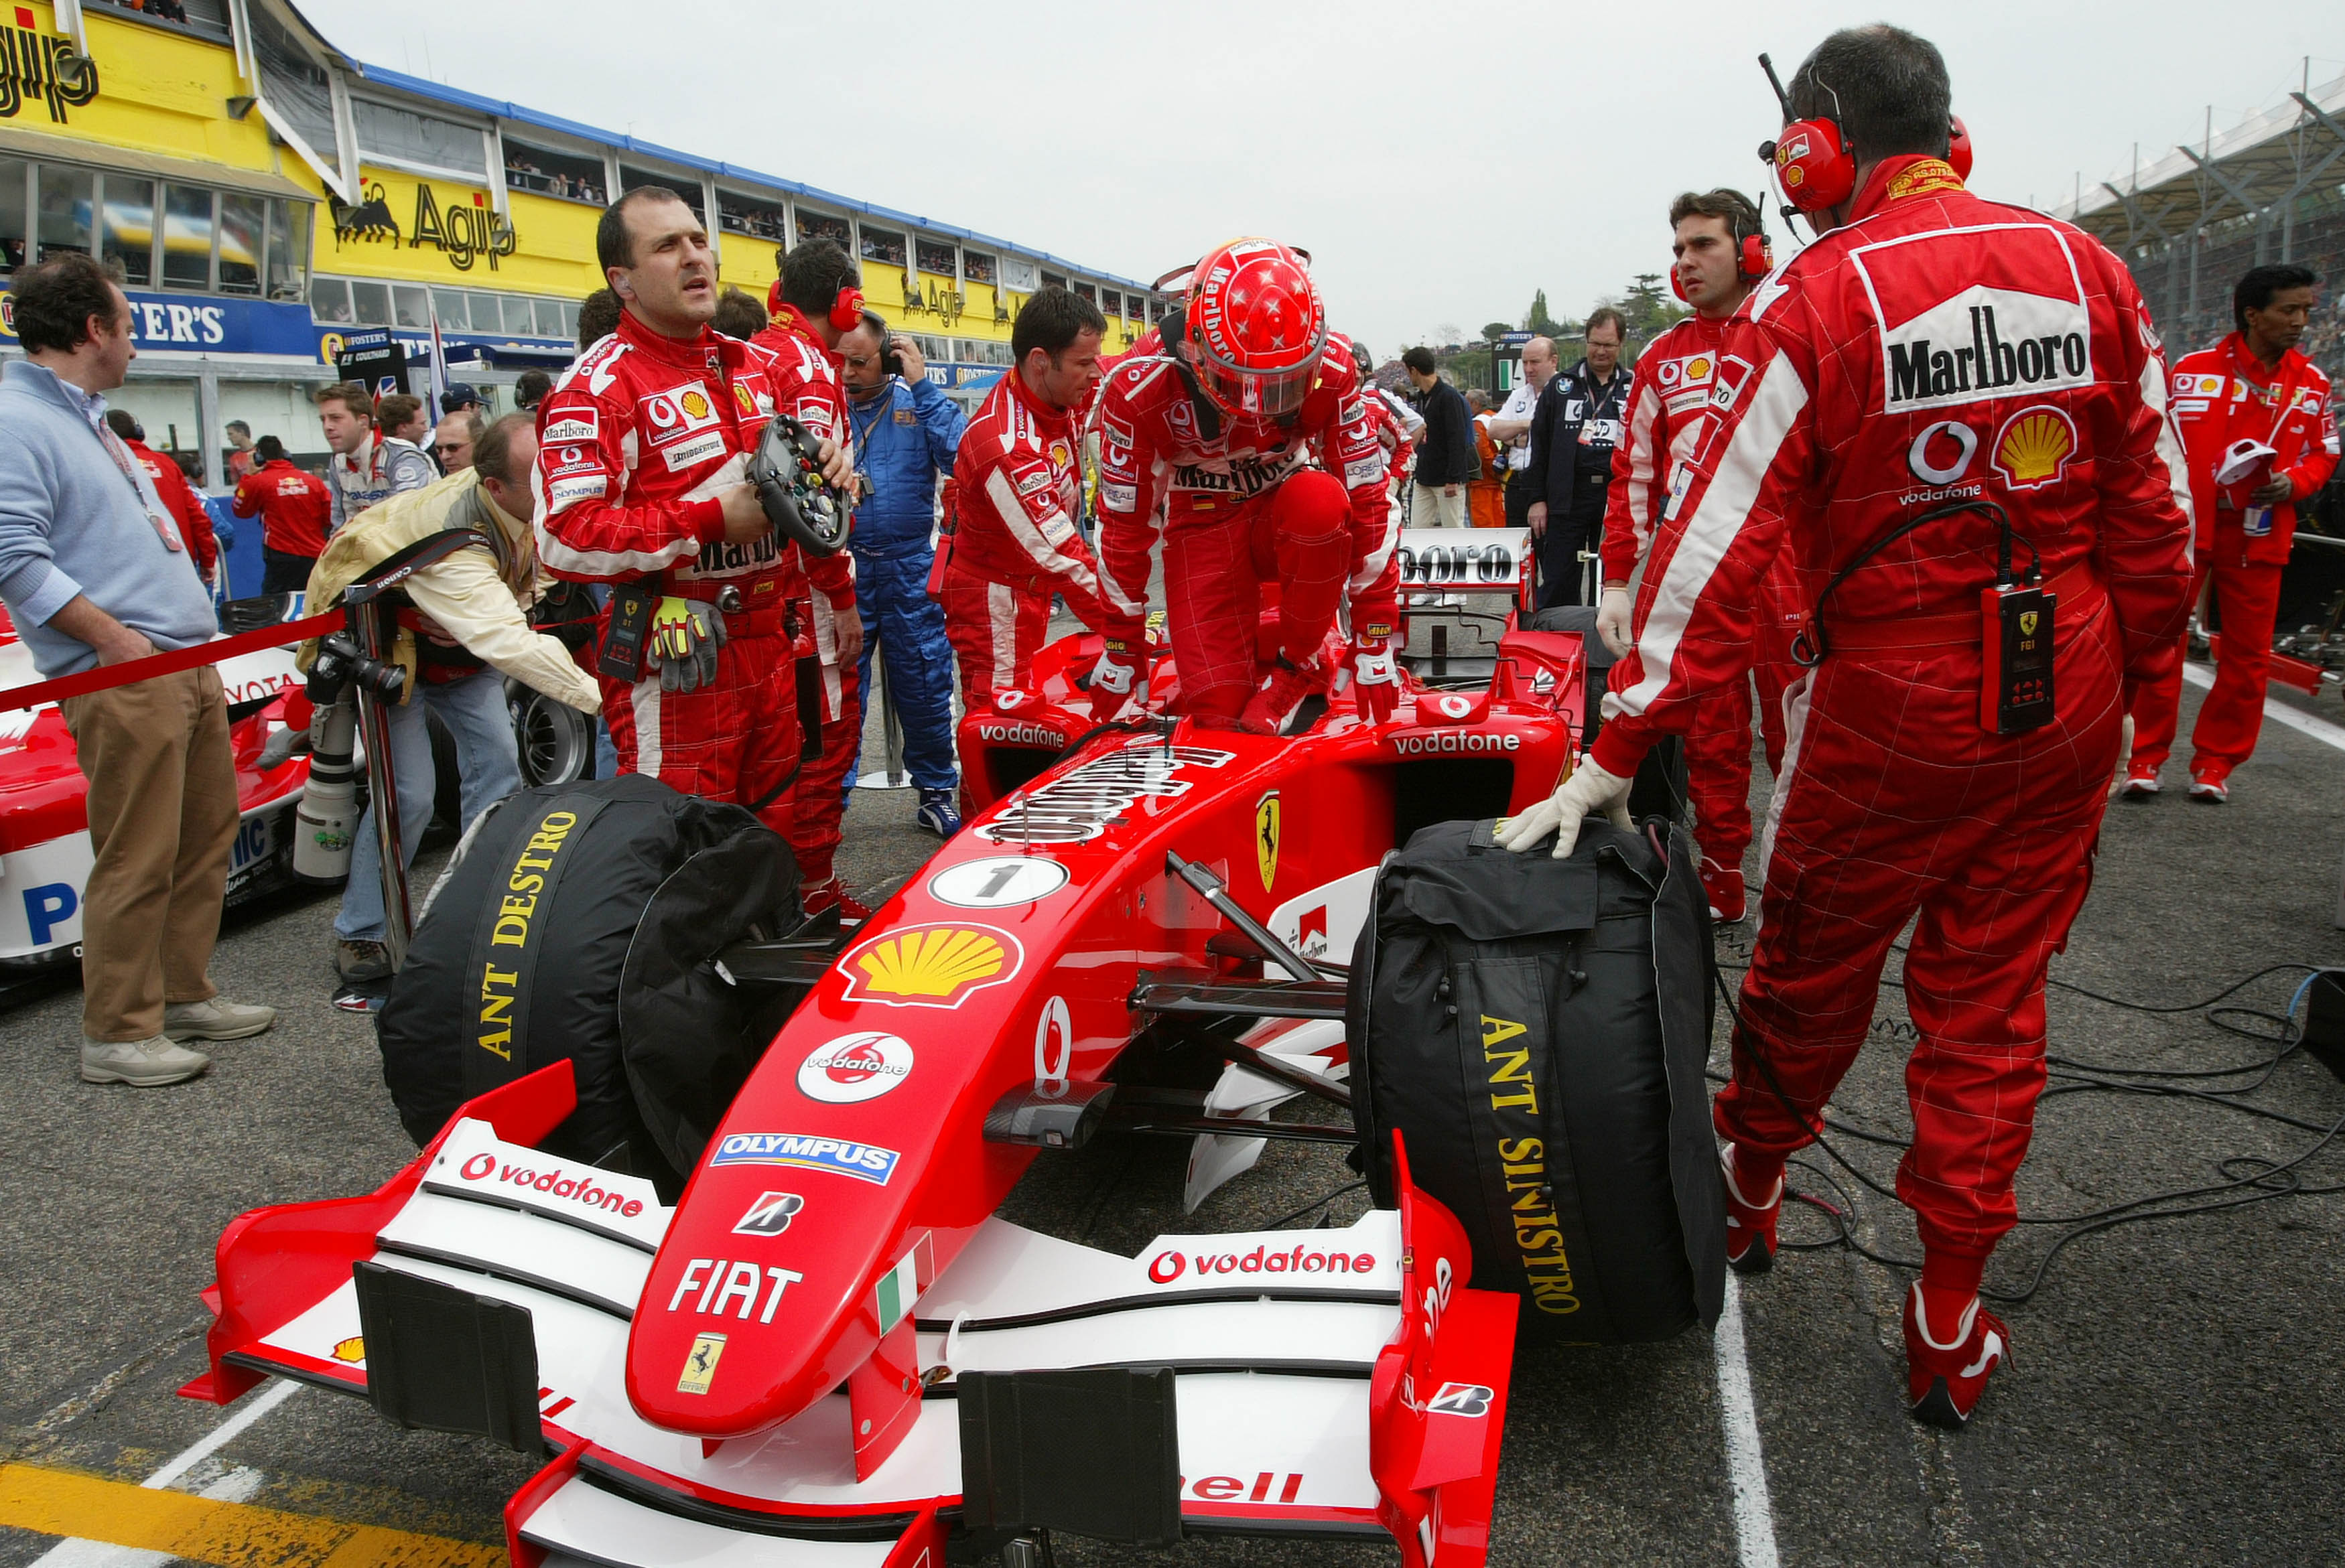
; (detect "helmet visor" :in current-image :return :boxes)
[1196,352,1321,421]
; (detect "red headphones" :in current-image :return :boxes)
[829,285,866,333]
[1667,196,1772,301]
[1770,106,1977,215]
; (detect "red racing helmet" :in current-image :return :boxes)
[1183,238,1327,420]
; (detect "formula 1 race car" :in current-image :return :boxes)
[186,529,1610,1567]
[0,603,314,982]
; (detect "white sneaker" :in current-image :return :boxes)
[2119,770,2160,798]
[82,1034,212,1086]
[2187,776,2229,804]
[163,996,277,1042]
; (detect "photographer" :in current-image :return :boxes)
[838,310,966,837]
[314,415,597,983]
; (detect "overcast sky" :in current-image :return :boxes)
[302,0,2342,357]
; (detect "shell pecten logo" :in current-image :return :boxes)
[681,389,713,421]
[839,922,1024,1009]
[1991,405,2076,492]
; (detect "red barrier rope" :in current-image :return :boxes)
[0,612,341,713]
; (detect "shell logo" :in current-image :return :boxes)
[1049,439,1073,468]
[1684,356,1713,382]
[681,389,712,421]
[840,922,1024,1009]
[1991,405,2076,492]
[332,1336,366,1364]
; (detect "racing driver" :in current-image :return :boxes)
[535,188,852,853]
[1593,188,1800,923]
[1092,238,1403,731]
[1501,26,2194,1427]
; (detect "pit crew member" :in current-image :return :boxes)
[1524,307,1631,608]
[938,286,1111,709]
[2123,263,2337,802]
[105,412,218,585]
[1594,188,1796,922]
[318,381,434,535]
[753,237,868,918]
[838,309,967,837]
[1501,25,2194,1427]
[233,435,333,594]
[534,188,852,872]
[314,416,598,984]
[1093,238,1403,731]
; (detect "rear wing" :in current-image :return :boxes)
[1393,528,1534,602]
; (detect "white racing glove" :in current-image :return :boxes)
[1085,640,1148,721]
[1595,586,1636,658]
[1496,759,1634,859]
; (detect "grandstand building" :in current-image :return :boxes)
[0,0,1162,485]
[2054,69,2345,380]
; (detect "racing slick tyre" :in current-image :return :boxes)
[377,774,800,1196]
[1349,816,1725,1343]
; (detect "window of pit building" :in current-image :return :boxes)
[718,190,788,244]
[1042,270,1067,290]
[620,166,700,221]
[251,7,339,169]
[961,338,1014,366]
[963,251,996,285]
[916,238,956,277]
[90,0,234,42]
[392,283,431,331]
[0,156,25,273]
[860,226,907,268]
[797,210,850,247]
[36,164,94,264]
[1071,282,1094,306]
[354,100,488,180]
[265,200,310,301]
[504,139,608,206]
[312,276,354,325]
[1002,257,1038,293]
[100,175,155,287]
[1099,288,1122,319]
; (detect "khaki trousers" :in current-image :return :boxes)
[1412,482,1469,528]
[60,664,239,1041]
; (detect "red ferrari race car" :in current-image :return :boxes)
[0,602,313,984]
[186,528,1675,1567]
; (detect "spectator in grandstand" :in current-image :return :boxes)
[711,285,772,340]
[105,411,218,585]
[224,419,257,482]
[514,370,553,413]
[1489,336,1556,530]
[2124,263,2338,802]
[1403,346,1476,527]
[431,409,482,474]
[576,287,622,350]
[0,252,276,1086]
[234,435,334,593]
[837,309,967,837]
[1526,307,1631,607]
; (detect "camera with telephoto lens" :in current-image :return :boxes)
[305,629,406,706]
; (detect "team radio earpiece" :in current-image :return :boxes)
[1756,53,1973,219]
[1667,192,1771,301]
[829,283,866,333]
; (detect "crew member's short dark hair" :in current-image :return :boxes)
[10,251,124,354]
[779,238,860,317]
[316,381,374,419]
[1401,346,1438,376]
[473,413,535,486]
[1584,307,1628,342]
[1668,188,1765,242]
[577,288,621,349]
[711,285,770,340]
[376,393,423,433]
[596,186,692,274]
[1011,286,1107,364]
[2234,263,2319,335]
[226,419,252,437]
[255,435,287,463]
[514,370,553,408]
[104,409,143,443]
[1788,25,1952,163]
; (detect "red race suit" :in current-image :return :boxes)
[752,305,862,892]
[2127,332,2338,783]
[1602,312,1804,877]
[1093,336,1401,719]
[533,309,838,844]
[1592,156,2194,1265]
[939,367,1108,707]
[230,457,331,559]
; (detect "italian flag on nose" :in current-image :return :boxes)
[874,1233,935,1334]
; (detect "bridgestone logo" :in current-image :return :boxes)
[1392,731,1520,756]
[980,740,1235,845]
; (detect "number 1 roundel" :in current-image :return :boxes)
[927,855,1072,910]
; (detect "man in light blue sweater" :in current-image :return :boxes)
[0,254,276,1086]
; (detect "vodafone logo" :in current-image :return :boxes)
[797,1032,914,1104]
[1146,1245,1378,1283]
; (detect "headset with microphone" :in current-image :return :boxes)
[1755,52,1972,228]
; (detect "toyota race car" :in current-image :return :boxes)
[186,529,1599,1567]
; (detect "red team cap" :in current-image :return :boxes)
[1183,237,1328,419]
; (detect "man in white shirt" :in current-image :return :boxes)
[1487,334,1556,530]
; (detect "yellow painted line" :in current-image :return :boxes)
[0,1463,501,1567]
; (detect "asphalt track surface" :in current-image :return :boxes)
[3,668,2343,1568]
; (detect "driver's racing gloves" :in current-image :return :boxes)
[649,596,727,693]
